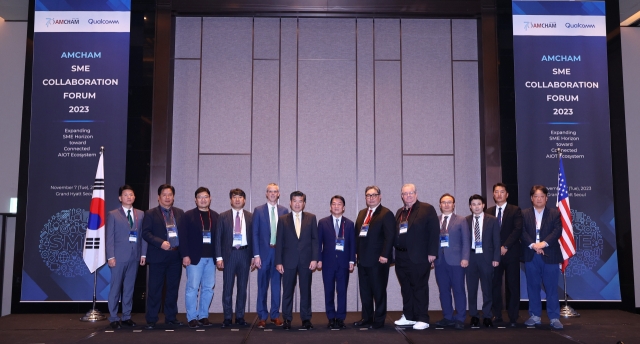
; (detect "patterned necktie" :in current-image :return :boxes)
[234,211,241,248]
[335,218,340,237]
[441,215,449,236]
[127,209,133,228]
[364,209,372,224]
[497,207,503,227]
[295,213,301,238]
[474,216,481,243]
[270,206,277,245]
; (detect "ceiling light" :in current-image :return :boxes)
[621,10,640,26]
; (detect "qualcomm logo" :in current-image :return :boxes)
[523,21,557,31]
[45,18,80,27]
[565,22,596,29]
[88,18,120,25]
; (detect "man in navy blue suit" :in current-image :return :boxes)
[252,183,289,328]
[317,195,356,329]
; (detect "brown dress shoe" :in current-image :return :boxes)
[271,318,284,326]
[198,318,212,327]
[188,319,199,329]
[257,320,267,328]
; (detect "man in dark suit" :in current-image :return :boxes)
[142,184,184,329]
[465,194,501,328]
[353,186,395,329]
[106,185,147,329]
[317,195,356,329]
[275,191,318,330]
[215,188,254,327]
[178,187,219,328]
[521,185,563,329]
[252,183,289,328]
[433,193,469,330]
[393,184,440,330]
[486,183,523,327]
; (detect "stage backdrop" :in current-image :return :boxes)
[170,17,483,313]
[21,0,130,301]
[512,1,620,300]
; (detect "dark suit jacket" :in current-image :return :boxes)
[215,209,253,262]
[355,205,395,267]
[142,206,184,264]
[486,204,523,263]
[106,207,147,261]
[251,203,289,257]
[394,201,440,264]
[466,213,501,263]
[521,206,563,264]
[437,213,470,265]
[317,215,356,270]
[178,207,219,266]
[274,212,318,269]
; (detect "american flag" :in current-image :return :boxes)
[557,155,576,273]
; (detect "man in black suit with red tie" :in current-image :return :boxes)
[353,186,395,329]
[486,183,522,327]
[275,191,318,330]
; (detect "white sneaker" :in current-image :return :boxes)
[550,318,564,329]
[524,315,541,326]
[394,314,416,326]
[413,321,429,330]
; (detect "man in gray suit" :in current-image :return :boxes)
[465,194,501,328]
[275,191,318,330]
[216,188,254,328]
[434,193,469,330]
[106,185,147,329]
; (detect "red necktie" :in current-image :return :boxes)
[364,209,372,224]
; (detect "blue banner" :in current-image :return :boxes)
[512,1,620,301]
[21,1,130,301]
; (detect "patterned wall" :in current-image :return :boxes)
[171,17,481,314]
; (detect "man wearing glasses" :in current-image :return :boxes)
[392,184,440,330]
[353,186,395,329]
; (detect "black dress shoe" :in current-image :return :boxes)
[492,316,504,323]
[302,320,314,330]
[483,318,493,328]
[354,319,372,327]
[336,319,346,329]
[236,318,249,326]
[121,319,136,327]
[166,320,183,326]
[470,316,480,327]
[328,318,336,328]
[435,318,455,327]
[370,322,384,329]
[145,322,155,330]
[283,320,292,330]
[455,321,465,330]
[110,321,121,329]
[221,319,232,328]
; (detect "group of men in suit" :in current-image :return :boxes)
[104,181,565,331]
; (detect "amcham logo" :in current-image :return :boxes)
[523,21,556,31]
[45,17,80,27]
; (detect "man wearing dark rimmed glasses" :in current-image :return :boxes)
[353,186,395,329]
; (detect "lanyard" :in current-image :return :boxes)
[402,206,413,223]
[200,210,212,232]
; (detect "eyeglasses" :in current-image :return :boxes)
[365,193,380,199]
[401,191,416,196]
[440,201,453,205]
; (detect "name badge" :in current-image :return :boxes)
[167,226,177,238]
[399,221,408,234]
[440,234,449,247]
[129,231,137,243]
[233,233,243,246]
[359,224,369,237]
[203,231,211,244]
[335,238,345,251]
[475,241,483,254]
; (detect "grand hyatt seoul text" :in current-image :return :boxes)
[42,78,118,86]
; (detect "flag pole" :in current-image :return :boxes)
[557,151,579,318]
[80,146,107,322]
